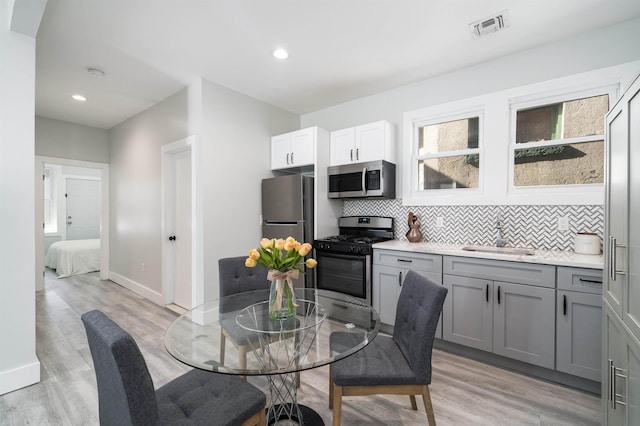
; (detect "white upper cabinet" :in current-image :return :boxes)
[271,127,316,170]
[330,120,395,166]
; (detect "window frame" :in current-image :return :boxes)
[507,85,618,196]
[404,104,485,204]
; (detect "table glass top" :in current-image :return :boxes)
[164,288,379,376]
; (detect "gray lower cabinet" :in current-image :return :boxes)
[443,256,556,369]
[372,249,442,334]
[442,275,493,351]
[603,302,640,425]
[556,267,603,382]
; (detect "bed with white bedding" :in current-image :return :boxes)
[45,239,100,278]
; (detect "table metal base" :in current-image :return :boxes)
[265,372,324,425]
[267,404,324,425]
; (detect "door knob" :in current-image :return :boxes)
[169,235,176,241]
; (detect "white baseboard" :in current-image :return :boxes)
[108,271,164,306]
[0,360,40,396]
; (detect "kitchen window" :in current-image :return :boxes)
[509,89,614,189]
[410,110,483,193]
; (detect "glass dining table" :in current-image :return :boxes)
[164,288,380,425]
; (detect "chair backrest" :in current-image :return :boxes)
[393,270,448,385]
[218,256,270,297]
[81,310,159,426]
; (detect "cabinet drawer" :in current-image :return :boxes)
[443,256,555,288]
[373,249,442,273]
[557,267,603,294]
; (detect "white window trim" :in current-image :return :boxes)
[404,103,486,205]
[507,84,618,199]
[402,64,633,206]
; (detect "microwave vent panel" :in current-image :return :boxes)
[469,10,509,38]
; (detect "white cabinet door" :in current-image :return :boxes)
[271,128,316,170]
[330,127,356,166]
[271,133,292,170]
[329,120,395,166]
[355,121,389,163]
[442,274,493,352]
[493,281,556,369]
[289,128,315,167]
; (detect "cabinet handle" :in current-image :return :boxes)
[497,286,501,304]
[397,259,412,263]
[290,152,294,164]
[486,284,489,302]
[286,153,290,165]
[609,359,628,409]
[356,148,359,161]
[563,295,567,316]
[398,271,403,287]
[350,149,353,162]
[578,278,603,284]
[609,236,628,280]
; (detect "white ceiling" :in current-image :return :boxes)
[35,0,640,130]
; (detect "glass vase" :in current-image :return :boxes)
[269,277,296,320]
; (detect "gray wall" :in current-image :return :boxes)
[107,79,298,301]
[35,117,109,163]
[108,87,189,295]
[0,3,39,395]
[301,18,640,134]
[200,79,299,300]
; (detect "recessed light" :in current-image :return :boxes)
[72,94,87,101]
[273,48,289,60]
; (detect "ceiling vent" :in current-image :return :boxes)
[469,10,509,38]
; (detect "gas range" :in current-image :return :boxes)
[314,216,394,255]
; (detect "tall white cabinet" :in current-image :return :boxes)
[603,74,640,425]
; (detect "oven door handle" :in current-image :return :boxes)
[315,250,370,262]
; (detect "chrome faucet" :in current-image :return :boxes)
[496,213,508,247]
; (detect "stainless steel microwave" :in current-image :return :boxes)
[327,160,396,199]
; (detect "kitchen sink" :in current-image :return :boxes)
[461,245,535,256]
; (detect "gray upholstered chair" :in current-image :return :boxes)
[218,256,300,386]
[218,256,271,370]
[329,270,448,426]
[81,309,266,426]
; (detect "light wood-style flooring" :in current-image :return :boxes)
[0,271,601,425]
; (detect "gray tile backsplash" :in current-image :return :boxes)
[344,199,603,251]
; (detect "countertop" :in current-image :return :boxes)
[372,240,604,269]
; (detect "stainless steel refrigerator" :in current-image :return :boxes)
[261,174,314,288]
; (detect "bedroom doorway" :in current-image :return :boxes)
[35,156,109,291]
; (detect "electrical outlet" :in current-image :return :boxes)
[557,216,569,231]
[435,217,444,228]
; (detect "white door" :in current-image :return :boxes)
[172,150,192,309]
[66,178,100,240]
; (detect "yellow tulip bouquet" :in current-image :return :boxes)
[246,237,317,319]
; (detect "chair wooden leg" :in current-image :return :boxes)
[332,383,343,426]
[422,385,436,426]
[239,346,247,381]
[220,332,226,364]
[329,365,333,409]
[410,394,418,410]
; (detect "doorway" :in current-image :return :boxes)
[35,156,109,291]
[161,136,203,310]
